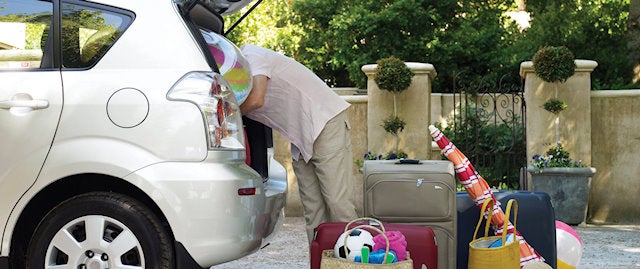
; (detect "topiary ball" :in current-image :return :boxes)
[532,46,576,84]
[374,56,415,93]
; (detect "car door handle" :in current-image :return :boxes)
[0,93,49,110]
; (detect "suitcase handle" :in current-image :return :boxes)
[396,159,421,164]
[345,217,386,233]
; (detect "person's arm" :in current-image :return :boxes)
[240,75,268,115]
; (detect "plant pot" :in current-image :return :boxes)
[527,167,596,225]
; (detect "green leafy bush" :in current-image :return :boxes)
[382,116,406,135]
[543,98,568,115]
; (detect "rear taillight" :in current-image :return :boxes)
[168,72,245,150]
[237,187,256,196]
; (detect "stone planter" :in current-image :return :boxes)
[527,167,596,225]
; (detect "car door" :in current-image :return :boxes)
[0,0,62,252]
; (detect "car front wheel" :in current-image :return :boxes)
[26,192,173,269]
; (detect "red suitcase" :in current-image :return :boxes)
[311,218,438,269]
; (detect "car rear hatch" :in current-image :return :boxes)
[176,0,286,240]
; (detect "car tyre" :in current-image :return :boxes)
[26,192,173,269]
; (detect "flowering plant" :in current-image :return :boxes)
[355,150,408,170]
[531,143,586,173]
[364,150,408,161]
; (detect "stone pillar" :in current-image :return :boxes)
[362,62,437,159]
[520,60,598,188]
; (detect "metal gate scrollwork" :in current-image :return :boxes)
[441,72,527,190]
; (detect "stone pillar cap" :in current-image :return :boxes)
[362,62,437,79]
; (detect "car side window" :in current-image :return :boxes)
[0,0,53,70]
[61,3,132,68]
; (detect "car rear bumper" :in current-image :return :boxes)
[126,152,287,267]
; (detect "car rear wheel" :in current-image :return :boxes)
[26,192,173,269]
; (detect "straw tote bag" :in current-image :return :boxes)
[468,198,520,269]
[320,218,413,269]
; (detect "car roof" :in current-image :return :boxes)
[174,0,255,16]
[86,0,258,35]
[175,0,260,35]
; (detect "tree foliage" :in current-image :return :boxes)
[630,0,640,79]
[290,0,520,90]
[223,0,301,59]
[521,0,635,90]
[224,0,636,91]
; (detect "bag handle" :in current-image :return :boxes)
[472,197,495,240]
[472,198,520,246]
[502,199,518,244]
[342,224,391,264]
[344,217,386,233]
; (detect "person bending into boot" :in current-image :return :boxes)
[240,44,358,243]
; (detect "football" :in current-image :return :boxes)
[333,228,375,261]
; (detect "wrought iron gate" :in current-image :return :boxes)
[445,73,527,190]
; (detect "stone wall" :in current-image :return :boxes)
[589,90,640,224]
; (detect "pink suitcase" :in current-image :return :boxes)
[311,219,438,269]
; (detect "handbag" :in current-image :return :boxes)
[468,198,520,269]
[320,218,413,269]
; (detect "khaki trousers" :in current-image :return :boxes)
[292,110,358,243]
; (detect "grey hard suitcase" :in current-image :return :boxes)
[363,159,457,269]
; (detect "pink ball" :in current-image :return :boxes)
[556,220,583,268]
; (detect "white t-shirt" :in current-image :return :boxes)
[241,44,350,162]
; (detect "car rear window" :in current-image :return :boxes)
[61,3,133,69]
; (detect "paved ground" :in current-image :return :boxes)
[575,224,640,268]
[212,217,640,269]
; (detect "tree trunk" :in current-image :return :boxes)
[517,0,526,11]
[394,134,399,154]
[630,0,640,83]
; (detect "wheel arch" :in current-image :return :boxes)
[8,174,175,267]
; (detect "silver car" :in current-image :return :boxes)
[0,0,286,268]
